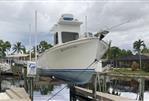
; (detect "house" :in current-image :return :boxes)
[5,54,29,75]
[114,54,149,68]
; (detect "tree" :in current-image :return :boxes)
[31,45,40,58]
[141,47,149,54]
[38,41,53,53]
[133,39,146,69]
[109,46,121,67]
[12,42,25,54]
[0,40,5,57]
[0,40,11,57]
[104,39,133,60]
[126,50,133,56]
[110,46,121,59]
[4,41,11,54]
[31,41,52,57]
[120,49,132,57]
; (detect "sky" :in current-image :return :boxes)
[0,0,149,51]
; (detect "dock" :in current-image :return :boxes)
[73,86,137,101]
[0,87,30,101]
[1,57,148,101]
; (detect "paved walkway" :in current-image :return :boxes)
[0,87,30,101]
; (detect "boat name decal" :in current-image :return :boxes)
[60,46,77,52]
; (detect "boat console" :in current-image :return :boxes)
[52,14,82,45]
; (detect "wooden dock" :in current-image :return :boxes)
[73,86,137,101]
[0,87,30,101]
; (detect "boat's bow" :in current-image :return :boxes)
[37,37,108,84]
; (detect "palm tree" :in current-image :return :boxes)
[4,41,11,55]
[0,40,11,57]
[0,40,4,57]
[12,42,25,54]
[133,39,146,69]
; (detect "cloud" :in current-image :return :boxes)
[83,1,149,50]
[0,0,149,51]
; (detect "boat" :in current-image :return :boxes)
[37,14,109,84]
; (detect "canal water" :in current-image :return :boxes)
[34,84,69,101]
[0,79,149,101]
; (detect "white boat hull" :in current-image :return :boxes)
[37,38,108,84]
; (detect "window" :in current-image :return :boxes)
[63,17,73,21]
[62,32,79,43]
[54,32,58,45]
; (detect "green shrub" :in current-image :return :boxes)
[142,63,149,72]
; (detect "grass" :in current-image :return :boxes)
[109,67,149,76]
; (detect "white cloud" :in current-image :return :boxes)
[0,0,149,50]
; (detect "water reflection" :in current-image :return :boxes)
[0,78,69,101]
[0,77,149,101]
[34,84,54,95]
[33,84,69,101]
[0,79,24,91]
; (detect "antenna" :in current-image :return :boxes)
[85,16,88,34]
[29,24,32,61]
[35,10,37,62]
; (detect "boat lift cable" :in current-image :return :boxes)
[107,20,130,31]
[46,59,98,101]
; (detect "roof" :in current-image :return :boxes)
[6,54,29,58]
[117,54,149,61]
[143,53,149,56]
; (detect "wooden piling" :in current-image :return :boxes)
[70,85,76,101]
[139,78,144,101]
[24,67,28,92]
[0,69,1,92]
[23,66,34,101]
[103,75,107,92]
[30,77,34,101]
[92,74,97,100]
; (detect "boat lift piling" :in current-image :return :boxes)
[23,61,36,101]
[69,72,107,101]
[93,73,97,100]
[139,78,145,101]
[92,72,108,100]
[70,85,77,101]
[69,72,147,101]
[0,73,1,92]
[100,73,146,101]
[23,66,34,101]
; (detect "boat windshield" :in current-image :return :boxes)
[54,32,58,45]
[61,32,79,43]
